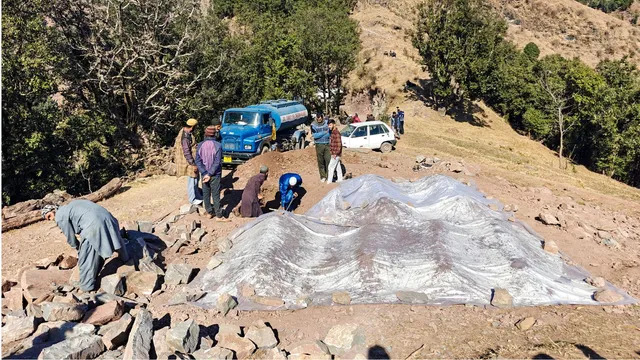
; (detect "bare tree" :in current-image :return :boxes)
[539,69,575,169]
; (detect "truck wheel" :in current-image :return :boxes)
[261,145,270,155]
[380,142,393,153]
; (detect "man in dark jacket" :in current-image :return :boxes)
[311,114,330,182]
[196,126,229,221]
[240,165,268,217]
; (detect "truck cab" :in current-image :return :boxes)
[220,100,309,165]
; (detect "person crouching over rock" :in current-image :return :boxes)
[41,200,129,293]
[240,165,269,218]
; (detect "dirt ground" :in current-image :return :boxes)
[3,140,640,358]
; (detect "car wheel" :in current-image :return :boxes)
[380,142,392,153]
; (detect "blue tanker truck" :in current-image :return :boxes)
[220,100,310,165]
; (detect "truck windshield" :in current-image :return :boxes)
[224,111,259,126]
[341,124,356,137]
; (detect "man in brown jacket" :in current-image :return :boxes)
[174,118,203,205]
[326,119,343,184]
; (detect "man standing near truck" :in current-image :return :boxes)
[396,106,405,135]
[311,114,331,182]
[196,126,230,221]
[173,118,203,205]
[327,119,343,184]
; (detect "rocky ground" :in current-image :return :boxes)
[2,140,640,359]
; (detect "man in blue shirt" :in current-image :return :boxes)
[279,173,303,211]
[311,114,331,182]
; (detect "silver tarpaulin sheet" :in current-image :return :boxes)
[191,175,635,309]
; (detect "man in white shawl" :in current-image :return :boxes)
[42,200,129,292]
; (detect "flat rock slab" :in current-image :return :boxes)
[82,301,124,325]
[125,271,159,296]
[42,302,88,322]
[21,269,72,303]
[37,334,104,360]
[100,313,133,350]
[323,323,364,355]
[166,319,200,353]
[2,315,36,344]
[192,347,234,360]
[332,292,351,305]
[122,309,153,360]
[3,286,25,311]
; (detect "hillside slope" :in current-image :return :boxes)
[346,0,640,202]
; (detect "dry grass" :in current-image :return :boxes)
[345,0,640,203]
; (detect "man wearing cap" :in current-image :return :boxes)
[173,118,203,205]
[240,165,269,218]
[279,173,303,211]
[196,126,230,221]
[311,114,331,182]
[41,200,129,293]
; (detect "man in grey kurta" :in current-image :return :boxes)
[42,200,129,292]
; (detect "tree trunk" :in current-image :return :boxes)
[2,178,123,232]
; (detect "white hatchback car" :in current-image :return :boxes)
[340,121,397,153]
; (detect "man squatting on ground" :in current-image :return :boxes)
[311,114,331,182]
[174,118,203,205]
[196,125,230,221]
[279,173,303,211]
[42,200,129,292]
[327,119,343,184]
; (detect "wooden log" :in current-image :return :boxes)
[2,178,123,232]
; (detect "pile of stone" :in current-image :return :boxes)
[1,214,208,359]
[412,155,441,171]
[535,201,640,251]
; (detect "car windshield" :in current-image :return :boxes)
[341,125,356,137]
[224,111,259,126]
